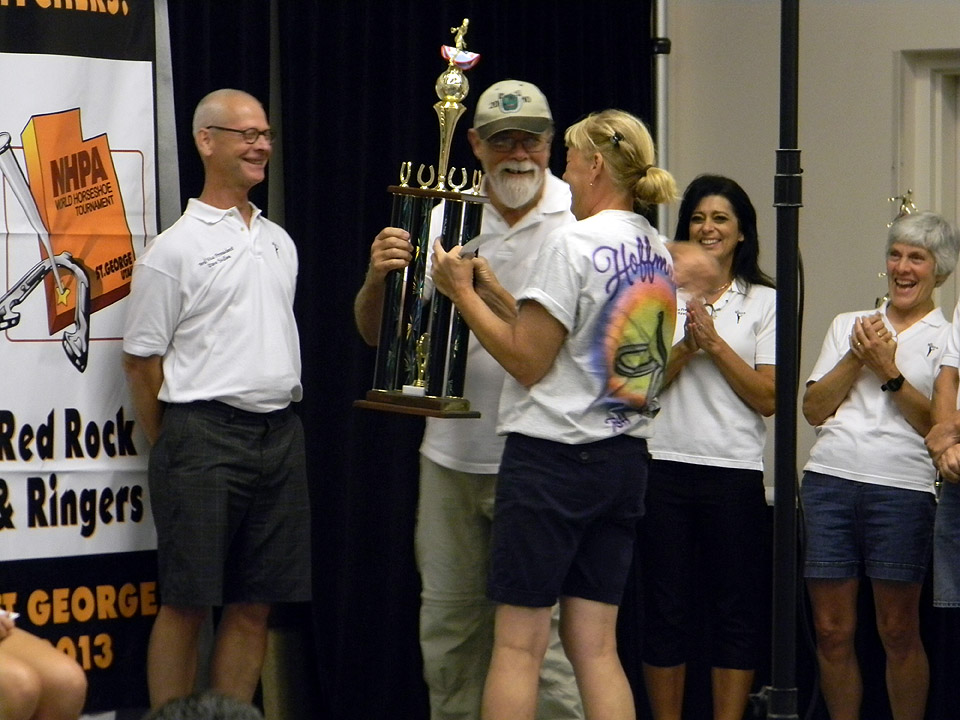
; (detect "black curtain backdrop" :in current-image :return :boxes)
[165,2,960,719]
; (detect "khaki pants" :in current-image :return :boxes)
[415,455,583,720]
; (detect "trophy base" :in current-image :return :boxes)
[354,389,480,419]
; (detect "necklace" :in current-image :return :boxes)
[709,279,733,296]
[704,280,735,317]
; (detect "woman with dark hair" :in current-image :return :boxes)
[641,175,776,720]
[674,175,774,287]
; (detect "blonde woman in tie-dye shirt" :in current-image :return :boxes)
[432,109,705,720]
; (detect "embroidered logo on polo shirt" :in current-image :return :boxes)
[197,246,234,268]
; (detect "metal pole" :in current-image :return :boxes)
[767,0,801,718]
[653,0,670,233]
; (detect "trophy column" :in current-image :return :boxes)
[361,181,486,417]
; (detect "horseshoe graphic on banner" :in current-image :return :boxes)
[0,251,91,372]
[0,131,68,303]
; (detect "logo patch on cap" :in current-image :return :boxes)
[499,93,524,114]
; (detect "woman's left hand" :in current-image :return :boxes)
[431,240,476,302]
[849,313,897,379]
[685,297,723,355]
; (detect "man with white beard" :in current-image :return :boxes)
[354,80,582,720]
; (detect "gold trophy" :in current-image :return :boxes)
[356,19,486,418]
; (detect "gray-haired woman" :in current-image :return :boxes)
[801,211,960,720]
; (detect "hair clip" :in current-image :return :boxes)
[611,131,623,147]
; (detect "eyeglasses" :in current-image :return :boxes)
[206,126,277,144]
[485,134,548,153]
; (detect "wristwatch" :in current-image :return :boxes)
[881,373,905,392]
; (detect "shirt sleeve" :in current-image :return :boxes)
[806,314,848,383]
[516,235,581,332]
[941,301,960,369]
[122,263,181,358]
[754,287,777,366]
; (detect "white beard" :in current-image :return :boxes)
[486,161,544,209]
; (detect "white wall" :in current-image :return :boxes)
[666,0,960,478]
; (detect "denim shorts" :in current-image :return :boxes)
[488,433,649,607]
[934,480,960,607]
[801,471,935,584]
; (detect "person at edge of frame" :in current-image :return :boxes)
[0,610,87,720]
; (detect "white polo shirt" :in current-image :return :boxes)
[123,199,302,413]
[803,304,948,494]
[419,171,575,474]
[649,281,776,470]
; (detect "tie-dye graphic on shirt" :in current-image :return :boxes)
[592,233,677,414]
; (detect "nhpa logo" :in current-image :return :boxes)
[0,109,135,373]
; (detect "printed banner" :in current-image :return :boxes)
[0,0,162,712]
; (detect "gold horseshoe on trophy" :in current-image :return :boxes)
[418,164,436,190]
[471,169,483,195]
[399,161,412,187]
[448,167,469,192]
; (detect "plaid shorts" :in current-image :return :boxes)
[148,401,311,606]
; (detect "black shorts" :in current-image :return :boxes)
[148,401,312,606]
[641,459,766,669]
[488,432,649,607]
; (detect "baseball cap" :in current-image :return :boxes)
[473,80,553,140]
